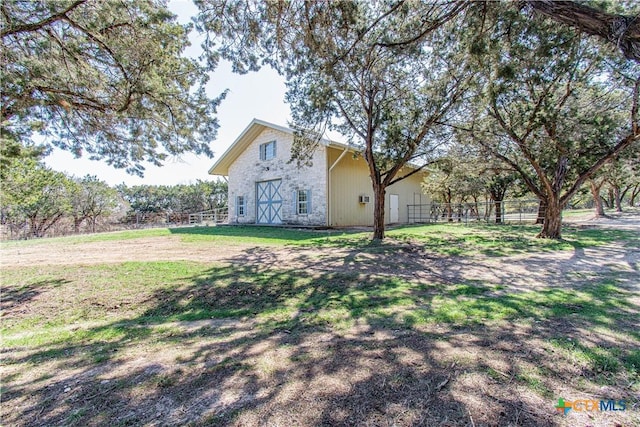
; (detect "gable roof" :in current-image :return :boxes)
[208,118,346,176]
[208,118,427,176]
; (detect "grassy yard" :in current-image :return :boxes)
[4,221,635,251]
[1,223,639,426]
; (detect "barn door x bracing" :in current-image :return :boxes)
[256,179,282,224]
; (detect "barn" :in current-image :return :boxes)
[208,119,428,226]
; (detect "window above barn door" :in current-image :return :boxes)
[259,141,276,160]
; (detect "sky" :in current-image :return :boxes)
[44,0,292,186]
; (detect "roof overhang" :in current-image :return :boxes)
[208,119,290,176]
[208,118,426,176]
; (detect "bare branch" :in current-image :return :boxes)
[376,1,468,48]
[1,0,87,38]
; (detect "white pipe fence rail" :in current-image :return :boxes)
[188,208,229,225]
[407,200,545,225]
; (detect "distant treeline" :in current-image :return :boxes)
[1,157,227,240]
[116,181,228,215]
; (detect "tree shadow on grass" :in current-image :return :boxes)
[0,278,70,312]
[168,223,640,259]
[2,244,639,426]
[1,321,562,426]
[389,223,640,257]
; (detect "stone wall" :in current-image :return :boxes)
[227,128,327,225]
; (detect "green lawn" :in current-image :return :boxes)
[2,223,638,426]
[4,260,638,349]
[3,222,636,252]
[180,223,639,257]
[3,224,638,363]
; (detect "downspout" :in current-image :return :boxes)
[327,146,349,227]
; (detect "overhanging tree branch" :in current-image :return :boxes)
[0,0,87,38]
[2,0,221,173]
[526,0,640,62]
[560,75,640,204]
[376,1,468,48]
[388,161,433,186]
[474,136,544,199]
[560,130,639,205]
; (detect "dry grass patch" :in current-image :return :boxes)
[1,222,639,426]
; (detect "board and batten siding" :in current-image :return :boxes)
[227,128,327,225]
[327,146,428,226]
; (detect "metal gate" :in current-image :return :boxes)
[256,179,282,224]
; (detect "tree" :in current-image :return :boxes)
[483,165,518,224]
[422,143,519,224]
[69,175,119,232]
[622,150,640,206]
[203,180,228,210]
[588,175,608,218]
[604,144,640,210]
[189,179,228,211]
[1,0,225,175]
[116,180,228,222]
[422,165,459,222]
[466,5,639,238]
[117,184,171,215]
[169,180,228,214]
[422,146,489,221]
[1,158,72,237]
[196,1,469,240]
[526,1,640,63]
[0,133,48,180]
[629,181,640,207]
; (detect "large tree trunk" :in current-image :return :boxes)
[613,186,623,212]
[489,189,506,224]
[527,1,640,63]
[484,198,493,222]
[494,200,503,224]
[605,188,614,208]
[372,184,386,241]
[29,218,39,238]
[537,197,563,239]
[630,184,640,206]
[73,217,83,233]
[444,189,453,222]
[589,179,606,218]
[535,200,546,224]
[620,184,632,205]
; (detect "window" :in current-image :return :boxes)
[259,141,276,160]
[236,195,245,216]
[295,189,311,215]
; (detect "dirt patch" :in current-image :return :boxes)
[3,232,638,292]
[3,319,636,427]
[564,208,640,231]
[1,219,639,427]
[0,235,254,266]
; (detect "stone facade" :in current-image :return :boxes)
[227,128,328,225]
